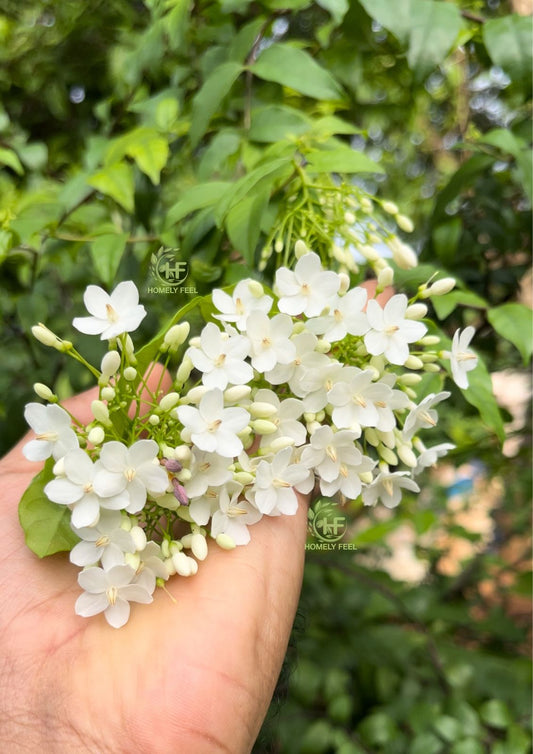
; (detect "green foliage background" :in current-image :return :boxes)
[0,1,531,752]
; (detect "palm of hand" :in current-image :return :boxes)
[0,389,307,754]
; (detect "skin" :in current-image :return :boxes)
[0,369,309,754]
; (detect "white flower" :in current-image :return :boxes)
[45,449,129,529]
[301,426,375,498]
[189,486,222,526]
[75,562,155,628]
[184,449,233,498]
[211,481,262,545]
[212,280,273,330]
[265,331,329,388]
[275,252,340,317]
[177,389,250,458]
[364,294,427,365]
[449,326,478,389]
[70,510,135,568]
[73,281,147,340]
[362,471,420,509]
[23,403,79,462]
[307,287,369,342]
[137,541,170,579]
[186,322,253,390]
[249,447,313,515]
[245,311,296,373]
[253,389,307,447]
[413,442,455,475]
[402,392,450,440]
[300,360,346,413]
[93,440,169,513]
[327,368,395,433]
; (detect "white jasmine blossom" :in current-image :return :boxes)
[73,281,147,340]
[448,326,478,389]
[275,252,340,317]
[211,481,262,545]
[402,392,451,439]
[245,311,296,373]
[364,294,427,365]
[307,287,369,342]
[184,450,233,498]
[249,447,314,515]
[177,389,250,458]
[327,368,395,432]
[70,510,135,568]
[413,442,455,475]
[253,389,307,447]
[75,562,155,628]
[212,279,273,330]
[23,403,78,462]
[362,471,420,509]
[186,322,253,390]
[94,440,169,513]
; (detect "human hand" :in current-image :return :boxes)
[0,372,308,754]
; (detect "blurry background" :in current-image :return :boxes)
[0,1,531,752]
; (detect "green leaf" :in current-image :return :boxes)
[431,154,493,224]
[227,17,266,63]
[0,146,24,175]
[126,129,169,185]
[483,15,533,84]
[251,43,343,100]
[432,218,462,266]
[462,354,505,445]
[488,303,533,365]
[165,182,233,227]
[433,715,462,743]
[87,162,135,213]
[431,290,488,320]
[450,740,484,754]
[90,232,129,286]
[226,188,269,264]
[18,459,78,557]
[480,700,512,729]
[311,115,361,136]
[359,0,464,77]
[214,157,293,222]
[305,146,383,174]
[249,105,310,143]
[190,61,243,148]
[316,0,349,26]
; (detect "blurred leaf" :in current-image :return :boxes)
[317,0,349,26]
[462,355,505,445]
[0,146,24,174]
[18,459,78,557]
[90,232,129,285]
[480,699,512,729]
[165,182,232,227]
[358,712,398,746]
[249,105,311,143]
[88,162,135,213]
[431,290,488,320]
[126,129,169,185]
[483,15,533,84]
[251,43,344,100]
[487,303,533,365]
[432,218,462,266]
[450,740,484,754]
[305,146,383,174]
[226,189,269,264]
[433,715,462,743]
[190,61,243,148]
[214,157,293,222]
[411,732,444,754]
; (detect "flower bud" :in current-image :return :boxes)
[250,419,277,435]
[157,493,180,510]
[163,322,190,350]
[184,386,207,404]
[405,303,428,320]
[379,445,398,465]
[424,362,441,373]
[91,399,112,426]
[249,402,278,419]
[53,457,66,476]
[315,339,331,354]
[33,383,56,402]
[159,392,180,412]
[191,532,208,561]
[364,428,380,447]
[161,539,171,558]
[397,445,417,467]
[404,355,424,370]
[224,385,252,403]
[338,273,350,295]
[274,238,284,253]
[174,445,192,464]
[130,525,147,551]
[294,239,309,259]
[248,280,265,298]
[389,238,418,270]
[216,533,236,550]
[422,277,456,297]
[382,200,399,215]
[164,557,177,576]
[32,323,72,351]
[173,551,193,576]
[420,335,441,346]
[306,420,321,435]
[359,471,374,484]
[101,351,121,378]
[169,540,183,555]
[180,533,193,549]
[148,414,160,426]
[176,468,191,482]
[101,386,115,402]
[124,366,137,381]
[397,373,422,386]
[420,352,439,363]
[269,436,296,453]
[233,471,255,485]
[344,211,356,225]
[396,214,414,233]
[124,552,141,571]
[88,426,105,445]
[176,355,193,384]
[359,244,380,262]
[377,266,394,289]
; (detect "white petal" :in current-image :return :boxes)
[71,495,100,529]
[120,584,154,604]
[22,439,52,462]
[83,285,110,317]
[128,439,158,468]
[110,281,139,309]
[99,441,129,472]
[105,598,131,628]
[78,566,108,593]
[75,591,109,617]
[72,316,107,335]
[45,478,83,504]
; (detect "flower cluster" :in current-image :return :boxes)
[22,252,478,628]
